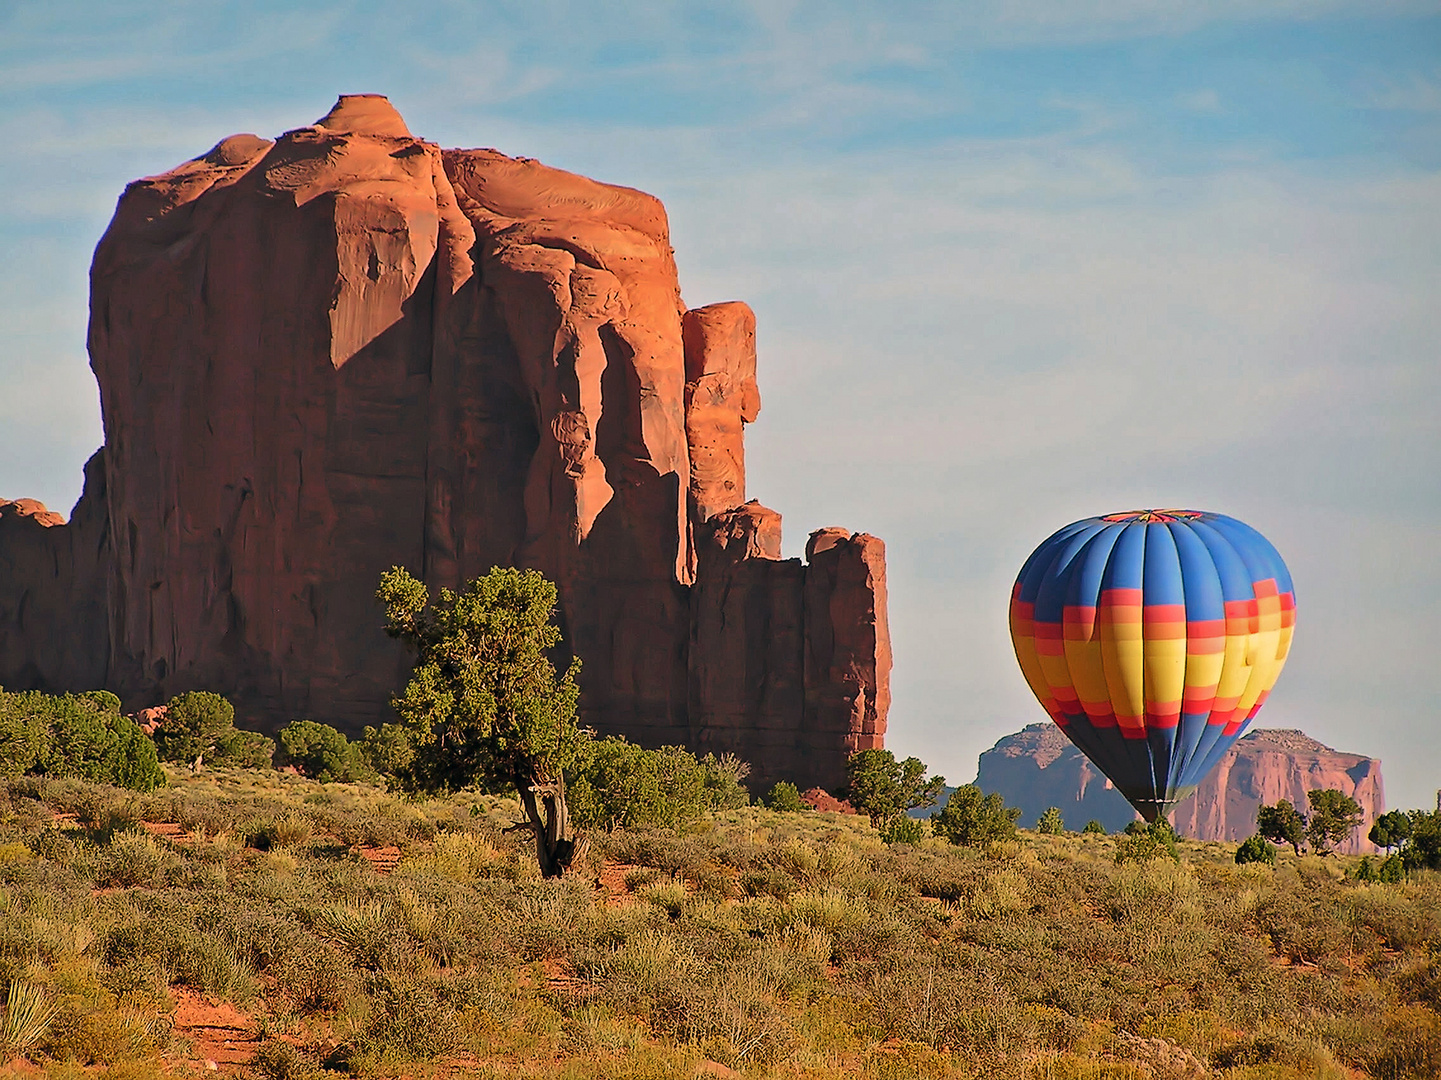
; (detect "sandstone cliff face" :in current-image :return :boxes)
[0,454,110,694]
[974,723,1385,853]
[0,95,888,790]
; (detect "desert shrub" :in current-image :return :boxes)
[398,831,499,884]
[0,690,164,792]
[1081,820,1106,835]
[569,738,744,831]
[253,814,313,850]
[1381,854,1406,883]
[214,727,277,770]
[700,753,752,811]
[1236,834,1277,866]
[1115,819,1179,864]
[276,720,378,783]
[0,695,49,778]
[765,781,806,812]
[1036,807,1065,835]
[1353,855,1378,882]
[1,979,58,1057]
[880,816,926,845]
[154,691,274,769]
[152,692,232,764]
[95,830,180,888]
[252,1038,325,1080]
[932,785,1020,847]
[740,866,796,900]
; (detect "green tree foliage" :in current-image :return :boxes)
[277,720,378,783]
[375,565,584,878]
[567,738,748,831]
[1379,853,1405,883]
[1368,809,1412,854]
[1401,810,1441,873]
[0,689,164,791]
[1353,855,1377,882]
[1081,820,1106,836]
[1116,819,1180,864]
[153,691,275,769]
[844,749,946,830]
[764,781,806,813]
[931,785,1020,847]
[152,692,232,765]
[1235,834,1277,866]
[1257,799,1307,855]
[214,728,278,770]
[1305,789,1364,856]
[1036,807,1065,835]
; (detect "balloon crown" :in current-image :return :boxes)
[1099,509,1205,523]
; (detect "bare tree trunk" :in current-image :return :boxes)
[515,767,577,879]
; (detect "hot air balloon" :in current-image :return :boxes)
[1009,510,1295,822]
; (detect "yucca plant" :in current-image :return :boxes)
[1,980,57,1057]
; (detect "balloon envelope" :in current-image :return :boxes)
[1009,510,1295,821]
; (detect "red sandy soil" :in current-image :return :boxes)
[169,989,257,1074]
[355,845,402,874]
[596,861,641,907]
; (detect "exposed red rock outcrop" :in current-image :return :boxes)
[0,95,888,790]
[0,453,111,693]
[799,788,856,814]
[973,723,1385,853]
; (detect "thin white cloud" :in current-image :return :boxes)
[1362,72,1441,113]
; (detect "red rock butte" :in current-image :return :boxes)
[976,724,1385,853]
[0,96,889,791]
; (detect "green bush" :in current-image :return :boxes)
[1236,834,1277,866]
[1402,809,1441,872]
[844,748,945,827]
[153,691,234,764]
[216,727,276,770]
[880,815,926,845]
[931,785,1020,847]
[1380,854,1406,883]
[0,689,164,791]
[1115,819,1179,864]
[1354,855,1378,882]
[154,691,273,769]
[277,720,377,783]
[765,781,806,812]
[1036,807,1065,835]
[568,737,749,831]
[1081,820,1106,835]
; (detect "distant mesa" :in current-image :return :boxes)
[973,723,1385,853]
[0,95,890,791]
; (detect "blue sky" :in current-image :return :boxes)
[2,1,1438,809]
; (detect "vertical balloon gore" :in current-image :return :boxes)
[1009,510,1295,824]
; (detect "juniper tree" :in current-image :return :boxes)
[375,565,584,878]
[1305,789,1364,856]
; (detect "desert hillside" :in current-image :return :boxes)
[0,767,1436,1079]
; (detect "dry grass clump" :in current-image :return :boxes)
[0,772,1438,1078]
